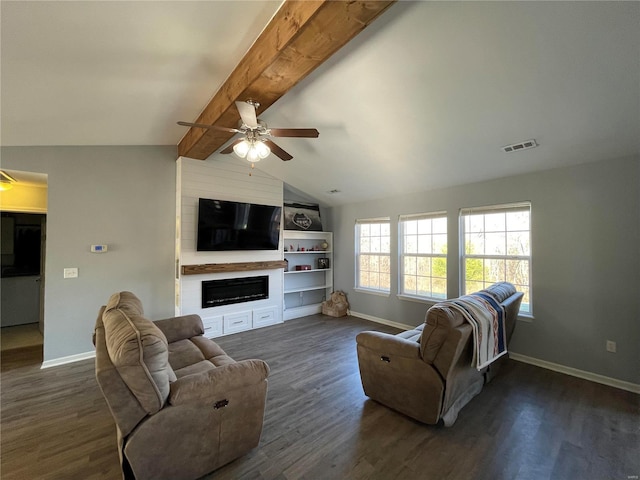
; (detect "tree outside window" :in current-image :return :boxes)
[356,219,391,293]
[460,203,531,313]
[399,212,447,300]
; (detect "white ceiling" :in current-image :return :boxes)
[2,1,639,207]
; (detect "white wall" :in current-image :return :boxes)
[0,146,177,362]
[177,157,284,323]
[330,156,640,385]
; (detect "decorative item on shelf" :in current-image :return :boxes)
[317,258,330,269]
[284,258,289,272]
[284,201,323,231]
[295,265,311,271]
[321,241,329,250]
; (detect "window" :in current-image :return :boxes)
[399,212,447,300]
[355,218,391,293]
[460,203,531,314]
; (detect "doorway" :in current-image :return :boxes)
[0,169,47,364]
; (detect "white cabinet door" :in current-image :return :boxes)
[201,315,223,338]
[223,311,252,334]
[253,306,281,328]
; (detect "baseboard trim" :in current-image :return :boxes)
[509,352,640,394]
[350,311,414,331]
[41,350,95,369]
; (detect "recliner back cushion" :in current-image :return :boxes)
[102,291,175,415]
[420,305,465,363]
[480,281,516,303]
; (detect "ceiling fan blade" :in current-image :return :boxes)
[235,101,258,128]
[219,138,245,154]
[263,139,293,161]
[177,121,239,134]
[269,128,319,138]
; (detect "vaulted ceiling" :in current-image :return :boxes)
[2,1,638,206]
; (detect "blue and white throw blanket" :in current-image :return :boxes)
[439,292,507,370]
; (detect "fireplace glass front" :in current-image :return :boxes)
[201,276,269,308]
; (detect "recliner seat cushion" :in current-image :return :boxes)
[102,291,176,415]
[168,337,236,372]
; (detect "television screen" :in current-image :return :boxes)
[197,198,281,251]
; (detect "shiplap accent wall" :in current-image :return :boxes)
[176,156,284,323]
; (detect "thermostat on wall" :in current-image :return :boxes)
[91,244,108,253]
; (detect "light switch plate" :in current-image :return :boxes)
[63,267,78,278]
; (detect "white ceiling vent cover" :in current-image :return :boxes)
[501,139,538,153]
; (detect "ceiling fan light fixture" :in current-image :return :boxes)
[233,139,250,158]
[255,140,270,159]
[247,147,261,163]
[233,138,270,162]
[178,100,318,162]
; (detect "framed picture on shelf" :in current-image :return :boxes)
[283,201,323,231]
[317,257,330,269]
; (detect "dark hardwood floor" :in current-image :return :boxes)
[1,314,638,480]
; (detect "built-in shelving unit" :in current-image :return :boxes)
[283,231,333,320]
[175,157,285,336]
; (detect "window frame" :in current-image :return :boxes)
[398,211,448,302]
[354,217,391,295]
[459,202,532,315]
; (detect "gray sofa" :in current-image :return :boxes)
[356,282,523,426]
[93,291,269,480]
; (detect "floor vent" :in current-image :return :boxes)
[501,139,538,153]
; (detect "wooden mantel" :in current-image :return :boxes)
[181,261,288,276]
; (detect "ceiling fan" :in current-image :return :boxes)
[178,100,319,163]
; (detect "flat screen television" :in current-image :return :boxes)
[197,198,281,251]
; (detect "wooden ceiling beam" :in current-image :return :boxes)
[177,0,396,160]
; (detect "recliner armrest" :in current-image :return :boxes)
[168,359,270,406]
[154,314,204,343]
[356,331,423,360]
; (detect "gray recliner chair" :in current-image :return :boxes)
[93,291,269,480]
[356,282,523,426]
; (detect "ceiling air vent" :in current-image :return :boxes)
[501,139,538,153]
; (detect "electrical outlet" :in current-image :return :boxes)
[63,267,78,279]
[606,340,617,353]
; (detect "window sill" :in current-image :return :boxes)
[517,313,534,323]
[396,294,442,306]
[354,288,390,298]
